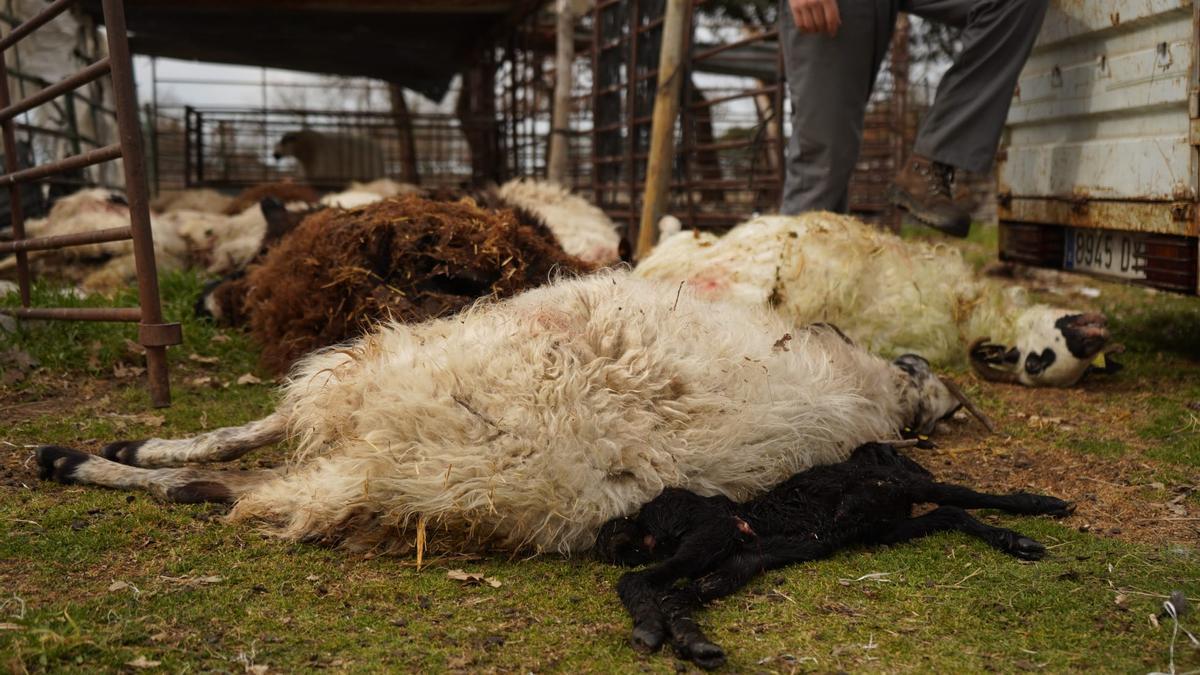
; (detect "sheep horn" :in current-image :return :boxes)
[940,377,996,434]
[969,337,1020,385]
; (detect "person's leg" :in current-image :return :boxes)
[779,0,897,214]
[904,0,1050,173]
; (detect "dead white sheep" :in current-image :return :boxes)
[496,178,624,265]
[635,212,1120,387]
[36,271,968,555]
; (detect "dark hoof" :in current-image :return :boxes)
[681,641,726,670]
[631,622,665,653]
[165,481,234,504]
[1010,536,1046,561]
[36,446,90,483]
[1013,492,1075,517]
[100,439,145,466]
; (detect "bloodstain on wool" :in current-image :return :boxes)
[223,181,320,215]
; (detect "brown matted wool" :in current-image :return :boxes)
[223,181,321,215]
[241,194,593,374]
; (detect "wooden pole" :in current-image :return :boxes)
[547,0,575,184]
[388,83,420,184]
[635,0,688,260]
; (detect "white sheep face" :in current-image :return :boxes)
[973,307,1115,387]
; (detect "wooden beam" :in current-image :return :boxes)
[635,0,688,260]
[546,0,574,184]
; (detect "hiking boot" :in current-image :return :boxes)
[888,155,972,237]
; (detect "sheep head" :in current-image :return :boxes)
[970,308,1122,387]
[892,354,991,436]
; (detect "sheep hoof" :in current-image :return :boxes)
[36,446,90,483]
[630,622,665,653]
[100,439,146,466]
[683,641,726,670]
[1010,536,1046,561]
[1012,492,1075,517]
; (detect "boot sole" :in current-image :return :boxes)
[887,187,971,238]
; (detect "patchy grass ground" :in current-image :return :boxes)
[2,229,1199,673]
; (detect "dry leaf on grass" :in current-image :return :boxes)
[211,333,232,343]
[126,656,161,668]
[160,575,222,586]
[0,622,20,630]
[188,353,221,365]
[237,373,263,385]
[113,363,146,379]
[446,569,501,588]
[108,580,130,592]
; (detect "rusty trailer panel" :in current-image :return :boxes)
[997,0,1200,293]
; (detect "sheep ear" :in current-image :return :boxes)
[969,337,1020,384]
[260,197,297,243]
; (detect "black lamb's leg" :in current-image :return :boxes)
[659,588,725,671]
[876,506,1047,560]
[917,482,1075,517]
[615,572,669,653]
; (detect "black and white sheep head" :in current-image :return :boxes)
[892,354,965,436]
[970,308,1120,387]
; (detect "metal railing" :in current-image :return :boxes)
[0,0,180,407]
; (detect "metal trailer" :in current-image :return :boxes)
[998,0,1199,294]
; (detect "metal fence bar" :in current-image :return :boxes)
[0,143,121,186]
[0,225,129,254]
[6,306,142,321]
[0,0,180,407]
[0,57,111,122]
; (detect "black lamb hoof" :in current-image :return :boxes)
[679,640,726,670]
[1013,492,1075,518]
[631,622,665,653]
[1010,536,1046,561]
[36,446,90,483]
[100,439,146,466]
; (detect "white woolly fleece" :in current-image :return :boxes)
[636,212,1035,366]
[229,271,922,554]
[497,178,622,265]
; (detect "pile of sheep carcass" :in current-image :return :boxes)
[0,177,624,295]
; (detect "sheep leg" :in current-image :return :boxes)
[918,482,1075,517]
[874,506,1047,560]
[36,445,276,503]
[657,588,725,671]
[100,413,288,468]
[615,529,739,653]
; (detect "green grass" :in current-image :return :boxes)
[2,486,1198,673]
[2,266,1200,673]
[1,271,262,381]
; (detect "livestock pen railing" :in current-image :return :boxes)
[0,0,180,407]
[581,1,918,235]
[163,107,491,192]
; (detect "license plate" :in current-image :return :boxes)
[1063,228,1148,280]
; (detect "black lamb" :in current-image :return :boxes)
[594,442,1074,670]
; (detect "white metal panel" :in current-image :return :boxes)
[1000,0,1196,211]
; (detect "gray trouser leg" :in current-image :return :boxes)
[907,0,1050,173]
[779,0,896,214]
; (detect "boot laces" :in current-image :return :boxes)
[926,161,955,199]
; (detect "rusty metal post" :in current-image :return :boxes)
[0,47,30,306]
[101,0,179,407]
[889,15,910,233]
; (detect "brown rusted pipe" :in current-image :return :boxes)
[0,225,131,254]
[0,57,111,122]
[0,0,71,52]
[0,143,121,186]
[0,46,29,306]
[0,306,142,321]
[103,0,177,408]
